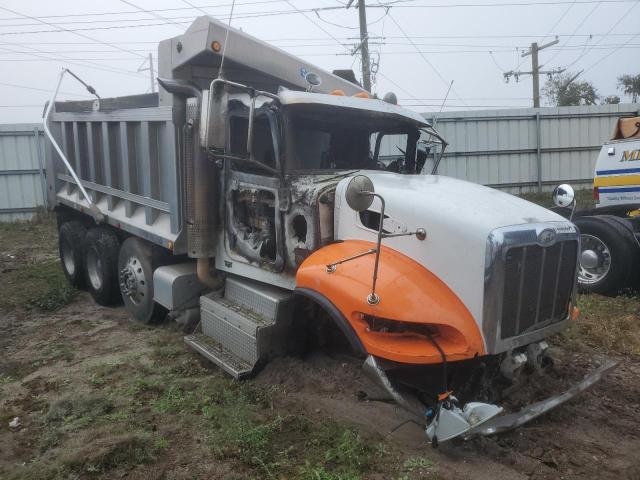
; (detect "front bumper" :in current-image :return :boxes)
[466,359,618,437]
[363,355,618,444]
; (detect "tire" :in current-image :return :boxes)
[84,227,122,305]
[118,237,166,324]
[58,221,88,288]
[574,216,636,295]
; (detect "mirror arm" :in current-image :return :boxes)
[364,191,385,305]
[569,200,577,221]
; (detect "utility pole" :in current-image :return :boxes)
[504,39,564,107]
[346,0,371,92]
[137,53,156,93]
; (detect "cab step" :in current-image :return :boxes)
[184,276,297,379]
[184,333,253,379]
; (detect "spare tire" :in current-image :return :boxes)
[58,221,87,287]
[574,216,636,295]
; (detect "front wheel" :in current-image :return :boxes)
[574,216,635,295]
[118,237,166,324]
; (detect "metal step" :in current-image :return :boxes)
[184,333,253,379]
[187,277,298,380]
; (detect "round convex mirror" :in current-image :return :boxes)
[552,184,576,208]
[345,175,375,212]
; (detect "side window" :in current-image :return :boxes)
[228,112,277,174]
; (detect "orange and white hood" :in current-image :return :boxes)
[332,173,568,337]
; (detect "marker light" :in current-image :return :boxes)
[330,89,346,96]
[211,41,222,52]
[353,92,370,99]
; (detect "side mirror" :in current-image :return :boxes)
[552,184,575,208]
[202,82,229,150]
[345,175,375,212]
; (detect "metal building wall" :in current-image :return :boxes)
[0,124,47,222]
[380,103,640,193]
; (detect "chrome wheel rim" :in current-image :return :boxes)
[86,248,103,290]
[119,256,147,305]
[578,234,611,285]
[61,240,75,276]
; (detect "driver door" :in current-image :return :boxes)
[223,106,286,272]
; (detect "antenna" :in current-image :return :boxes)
[432,80,453,130]
[218,0,237,79]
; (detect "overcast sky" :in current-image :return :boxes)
[0,0,638,124]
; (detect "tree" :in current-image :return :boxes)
[603,95,621,104]
[543,72,599,106]
[617,74,640,103]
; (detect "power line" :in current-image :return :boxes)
[0,6,147,59]
[283,0,428,106]
[180,0,211,16]
[556,1,639,68]
[0,0,302,22]
[584,31,640,72]
[283,1,349,49]
[544,2,601,65]
[2,32,637,44]
[0,43,147,78]
[0,81,92,97]
[0,0,632,24]
[120,0,186,32]
[386,11,468,107]
[1,1,638,36]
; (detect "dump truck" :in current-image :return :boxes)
[555,117,640,295]
[43,16,615,444]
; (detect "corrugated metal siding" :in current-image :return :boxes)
[380,103,640,193]
[0,124,47,222]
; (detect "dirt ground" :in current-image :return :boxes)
[1,217,639,480]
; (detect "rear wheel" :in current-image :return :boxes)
[118,237,166,324]
[84,227,121,305]
[574,216,635,295]
[58,221,87,287]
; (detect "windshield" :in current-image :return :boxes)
[284,105,422,174]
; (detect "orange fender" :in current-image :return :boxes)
[296,240,485,365]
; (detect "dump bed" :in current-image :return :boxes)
[46,93,183,250]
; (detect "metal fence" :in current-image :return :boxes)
[0,124,47,222]
[2,103,640,221]
[380,103,640,193]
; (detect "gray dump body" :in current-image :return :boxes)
[45,16,363,254]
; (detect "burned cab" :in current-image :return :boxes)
[204,85,444,283]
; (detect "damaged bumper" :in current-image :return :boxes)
[362,355,618,444]
[465,359,618,437]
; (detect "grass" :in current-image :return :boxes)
[0,215,77,313]
[519,187,595,210]
[557,292,640,356]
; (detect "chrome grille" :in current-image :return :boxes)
[483,222,580,354]
[500,240,578,339]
